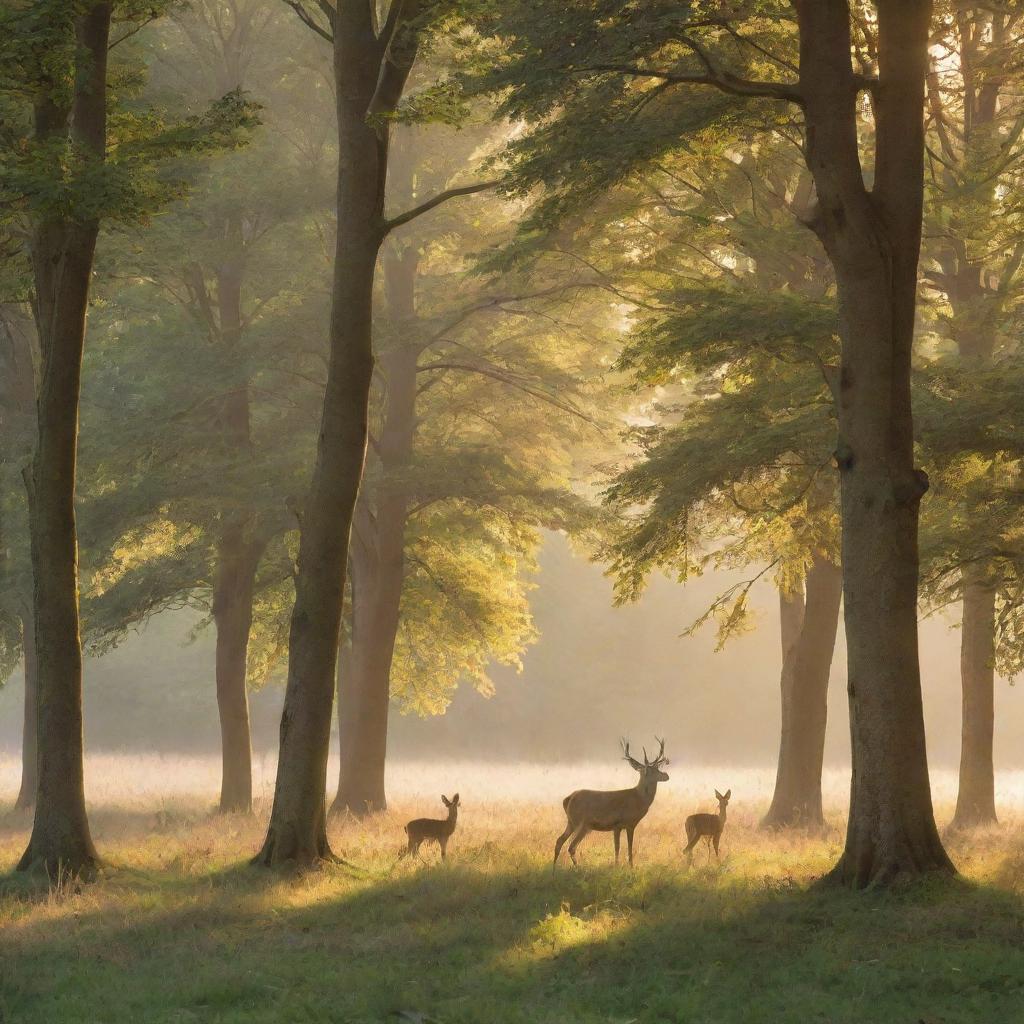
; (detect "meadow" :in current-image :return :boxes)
[2,756,1024,1024]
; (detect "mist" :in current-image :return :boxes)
[3,532,1020,773]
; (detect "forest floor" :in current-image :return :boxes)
[1,758,1024,1023]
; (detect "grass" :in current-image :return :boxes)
[2,758,1024,1023]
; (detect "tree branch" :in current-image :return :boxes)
[382,180,501,236]
[570,63,801,104]
[416,360,596,423]
[282,0,333,42]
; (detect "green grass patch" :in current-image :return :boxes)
[2,801,1024,1023]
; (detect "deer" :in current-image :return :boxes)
[553,738,669,868]
[683,788,730,866]
[403,793,460,860]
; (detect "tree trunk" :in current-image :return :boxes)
[331,540,397,817]
[212,523,261,813]
[15,606,38,811]
[762,558,842,830]
[951,572,997,828]
[254,4,419,866]
[209,220,261,815]
[332,244,419,818]
[331,499,405,817]
[795,0,954,886]
[17,3,111,877]
[928,21,1002,832]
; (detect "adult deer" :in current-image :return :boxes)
[683,788,730,866]
[553,739,669,868]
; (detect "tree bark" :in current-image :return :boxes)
[332,245,419,818]
[15,606,38,811]
[212,522,262,813]
[762,558,842,830]
[331,526,396,816]
[794,0,954,885]
[17,2,111,877]
[254,5,420,866]
[209,223,262,815]
[951,572,997,828]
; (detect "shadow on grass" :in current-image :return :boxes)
[2,853,1024,1024]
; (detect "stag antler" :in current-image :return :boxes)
[621,738,643,770]
[653,736,668,766]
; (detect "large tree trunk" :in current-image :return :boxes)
[212,523,261,813]
[17,2,111,877]
[951,571,997,828]
[762,557,842,830]
[796,0,954,886]
[253,3,418,866]
[332,245,419,818]
[15,606,38,811]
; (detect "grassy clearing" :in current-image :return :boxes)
[2,761,1024,1023]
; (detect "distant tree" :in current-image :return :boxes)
[600,147,843,831]
[470,0,952,884]
[916,5,1024,829]
[77,0,329,814]
[332,128,609,816]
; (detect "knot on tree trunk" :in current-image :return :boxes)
[894,467,930,506]
[832,441,855,472]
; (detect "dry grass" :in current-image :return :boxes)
[2,756,1024,1023]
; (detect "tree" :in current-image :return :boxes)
[471,0,952,884]
[77,0,329,814]
[581,140,844,831]
[1,0,256,873]
[332,127,608,815]
[917,5,1024,829]
[0,0,115,875]
[256,0,496,865]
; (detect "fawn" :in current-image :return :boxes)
[404,793,460,860]
[683,788,730,866]
[554,738,669,868]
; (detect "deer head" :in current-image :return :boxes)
[622,737,670,783]
[714,789,731,817]
[441,793,460,815]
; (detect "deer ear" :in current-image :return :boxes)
[715,790,723,800]
[724,789,731,800]
[452,793,459,804]
[442,795,450,806]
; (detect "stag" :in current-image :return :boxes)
[553,739,669,868]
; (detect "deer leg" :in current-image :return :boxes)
[613,829,621,865]
[713,834,720,861]
[706,837,713,864]
[567,826,591,866]
[683,830,698,868]
[553,822,575,867]
[626,826,635,868]
[440,838,448,861]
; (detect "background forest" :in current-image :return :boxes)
[4,2,1024,1022]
